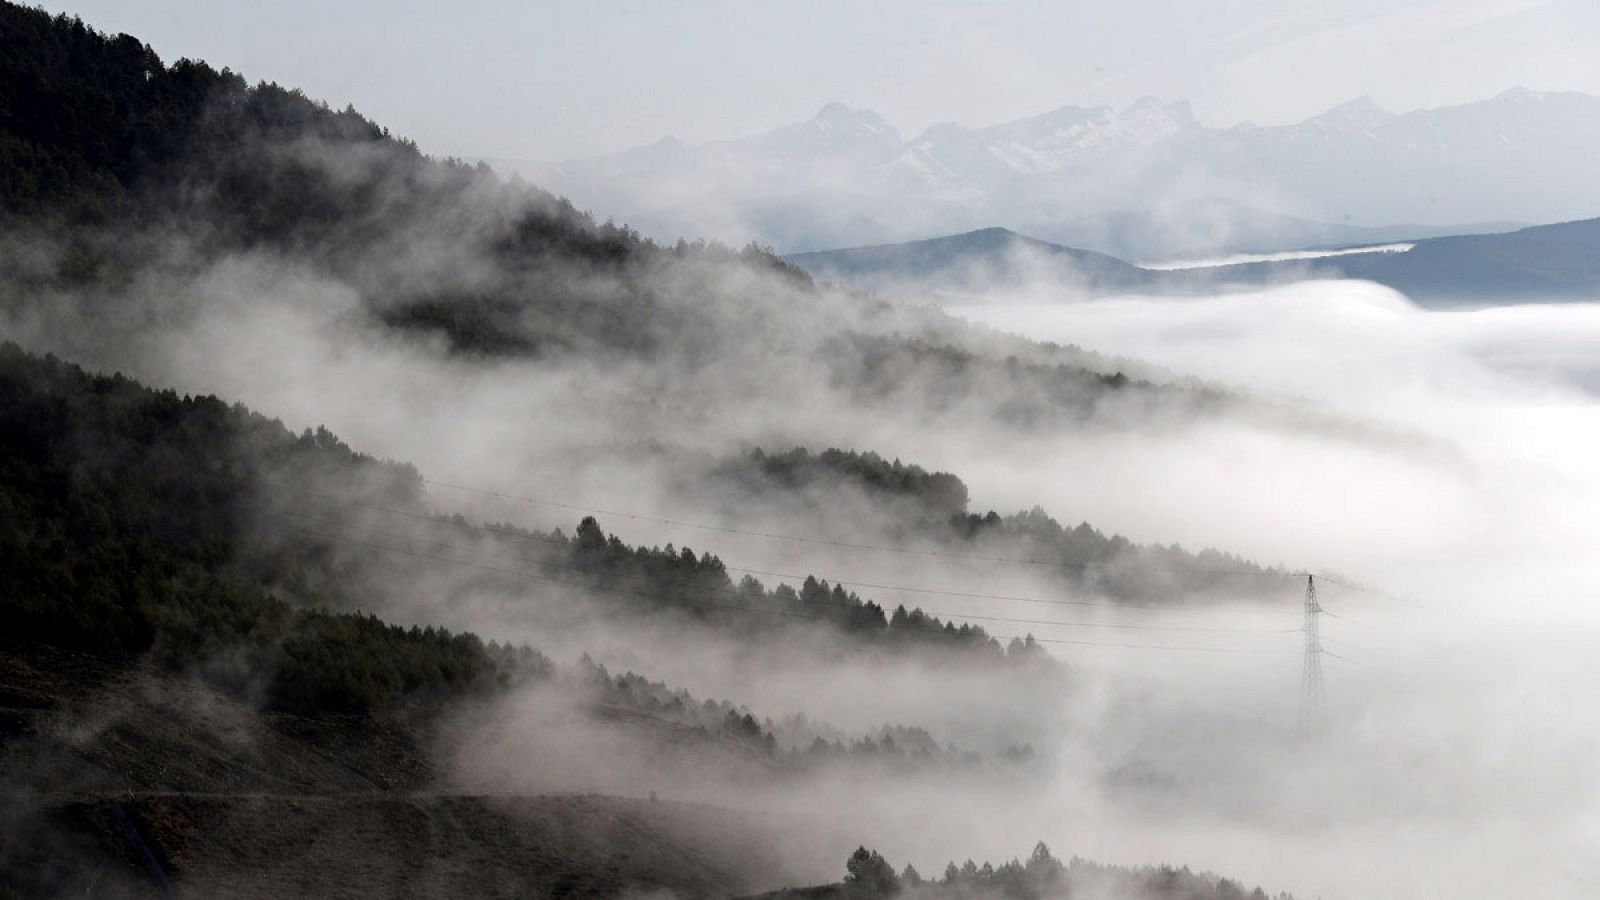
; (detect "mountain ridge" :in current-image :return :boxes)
[507,88,1600,257]
[786,218,1600,305]
[786,227,1153,294]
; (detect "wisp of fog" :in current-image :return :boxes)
[945,280,1600,898]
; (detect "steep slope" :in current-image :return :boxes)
[0,9,1347,898]
[0,2,1211,435]
[0,343,1068,683]
[0,344,1053,896]
[0,340,805,895]
[0,3,818,361]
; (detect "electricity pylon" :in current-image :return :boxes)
[1300,575,1326,734]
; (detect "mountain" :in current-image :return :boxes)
[510,90,1600,257]
[0,340,1064,686]
[887,96,1198,184]
[0,2,1254,449]
[788,219,1600,305]
[0,8,1419,898]
[1022,204,1524,263]
[785,227,1154,296]
[1211,216,1600,303]
[0,339,1060,895]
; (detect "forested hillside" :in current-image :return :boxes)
[0,3,813,356]
[785,227,1154,294]
[705,447,1278,603]
[0,2,1208,423]
[0,339,1049,894]
[0,343,1059,695]
[0,342,534,712]
[0,6,1274,634]
[0,8,1323,897]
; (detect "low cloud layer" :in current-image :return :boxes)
[5,99,1596,894]
[942,282,1600,898]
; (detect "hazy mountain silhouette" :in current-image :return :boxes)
[511,90,1600,257]
[786,227,1154,296]
[789,219,1600,305]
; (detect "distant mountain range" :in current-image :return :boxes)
[1020,207,1522,264]
[498,90,1600,258]
[785,227,1152,296]
[786,218,1600,305]
[1236,217,1600,302]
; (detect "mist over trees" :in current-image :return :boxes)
[0,6,1409,898]
[0,1,1220,432]
[0,5,819,357]
[708,446,1277,604]
[0,341,540,711]
[0,341,1043,777]
[755,842,1293,900]
[0,340,1021,672]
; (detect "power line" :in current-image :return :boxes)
[282,510,1299,638]
[878,608,1301,635]
[307,504,1310,632]
[1320,608,1365,626]
[1307,573,1424,608]
[279,518,1299,657]
[421,477,1407,609]
[421,478,1295,581]
[337,500,1308,619]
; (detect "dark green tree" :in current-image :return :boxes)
[844,846,900,898]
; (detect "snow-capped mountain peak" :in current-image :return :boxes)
[751,102,903,162]
[810,102,895,134]
[1122,96,1198,129]
[1306,95,1394,130]
[524,89,1600,253]
[1494,86,1546,104]
[892,96,1197,179]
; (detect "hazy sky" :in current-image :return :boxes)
[36,0,1600,160]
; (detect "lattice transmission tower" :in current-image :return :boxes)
[1299,575,1326,734]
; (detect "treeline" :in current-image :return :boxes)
[397,509,1052,665]
[951,506,1275,604]
[578,656,1031,772]
[709,446,1276,605]
[562,515,1051,665]
[711,447,971,520]
[822,334,1225,425]
[757,843,1292,900]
